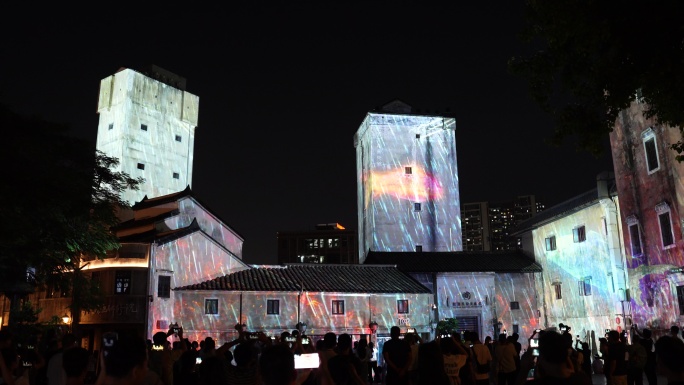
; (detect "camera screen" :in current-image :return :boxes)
[294,353,320,369]
[530,338,539,348]
[286,336,296,342]
[302,338,310,345]
[248,333,260,340]
[532,348,539,357]
[195,357,202,365]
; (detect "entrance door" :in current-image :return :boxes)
[454,316,479,337]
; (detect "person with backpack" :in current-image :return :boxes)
[469,332,492,385]
[627,334,647,385]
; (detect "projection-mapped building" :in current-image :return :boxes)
[95,65,199,205]
[610,100,684,333]
[355,100,461,263]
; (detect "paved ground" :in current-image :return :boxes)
[590,373,667,385]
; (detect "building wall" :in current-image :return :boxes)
[96,68,199,204]
[355,113,461,262]
[462,202,491,251]
[611,101,684,331]
[148,232,249,338]
[528,200,625,342]
[174,290,432,344]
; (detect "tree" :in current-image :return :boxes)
[0,105,142,332]
[509,1,684,158]
[435,318,459,337]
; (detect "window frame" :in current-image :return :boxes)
[157,275,171,298]
[205,298,219,315]
[414,202,421,212]
[397,299,409,314]
[656,202,676,249]
[572,226,586,243]
[642,128,660,174]
[553,282,562,300]
[405,166,412,175]
[578,277,592,296]
[331,300,345,315]
[141,124,148,131]
[266,299,280,315]
[626,215,643,257]
[115,270,132,295]
[510,301,520,310]
[545,235,556,251]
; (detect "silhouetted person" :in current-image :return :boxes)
[258,344,298,385]
[654,336,684,385]
[47,333,77,385]
[97,334,149,385]
[524,330,590,385]
[62,347,89,385]
[383,326,411,385]
[327,333,365,385]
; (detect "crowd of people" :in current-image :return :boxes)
[0,322,683,385]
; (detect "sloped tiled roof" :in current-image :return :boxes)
[174,264,431,293]
[118,219,201,244]
[363,250,541,273]
[113,208,180,232]
[132,185,192,210]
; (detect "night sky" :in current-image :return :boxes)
[1,5,613,265]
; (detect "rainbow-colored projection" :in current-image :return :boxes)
[526,195,626,346]
[610,101,684,333]
[355,111,461,262]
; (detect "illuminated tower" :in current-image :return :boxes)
[95,65,199,205]
[354,100,461,263]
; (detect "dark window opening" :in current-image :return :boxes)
[141,124,148,131]
[398,300,409,314]
[115,271,131,295]
[175,135,182,142]
[645,137,659,172]
[267,299,280,315]
[332,300,345,315]
[629,223,642,256]
[158,276,171,298]
[205,299,218,315]
[137,163,145,170]
[510,301,520,310]
[659,212,674,247]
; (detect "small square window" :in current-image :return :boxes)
[573,226,586,243]
[205,299,219,315]
[175,135,182,142]
[115,271,131,295]
[553,283,562,300]
[415,245,422,252]
[398,300,409,314]
[545,236,556,251]
[415,134,420,139]
[141,124,148,131]
[267,299,280,315]
[414,202,421,211]
[510,301,520,310]
[579,278,592,296]
[158,276,171,298]
[405,166,412,175]
[332,300,345,315]
[108,123,113,130]
[137,163,145,170]
[173,172,179,179]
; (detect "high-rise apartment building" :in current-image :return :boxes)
[354,100,462,263]
[95,65,199,205]
[277,223,359,264]
[462,195,545,251]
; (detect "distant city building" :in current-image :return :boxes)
[95,65,199,205]
[277,223,359,264]
[462,195,545,251]
[354,100,462,263]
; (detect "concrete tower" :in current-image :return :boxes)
[354,100,462,263]
[95,65,199,205]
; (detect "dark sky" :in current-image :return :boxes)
[1,5,613,265]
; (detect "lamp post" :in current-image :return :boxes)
[62,314,71,332]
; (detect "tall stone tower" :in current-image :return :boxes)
[95,65,199,205]
[354,100,462,263]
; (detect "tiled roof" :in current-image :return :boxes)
[113,208,180,232]
[132,185,193,210]
[363,250,541,273]
[174,264,431,293]
[118,219,201,244]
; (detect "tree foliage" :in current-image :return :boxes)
[0,105,142,316]
[436,318,459,337]
[509,1,684,158]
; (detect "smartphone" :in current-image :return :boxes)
[195,357,202,365]
[530,338,539,348]
[532,348,539,357]
[102,332,118,357]
[294,353,320,369]
[286,336,296,343]
[535,329,542,333]
[302,337,310,345]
